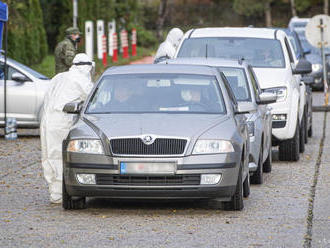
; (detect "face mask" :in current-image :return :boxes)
[75,36,81,43]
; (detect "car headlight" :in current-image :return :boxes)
[193,140,234,154]
[263,87,287,102]
[67,139,104,154]
[312,63,322,72]
[247,121,255,137]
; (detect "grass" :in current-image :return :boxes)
[30,47,155,80]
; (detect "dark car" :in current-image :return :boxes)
[62,64,252,211]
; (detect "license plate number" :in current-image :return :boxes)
[120,162,176,175]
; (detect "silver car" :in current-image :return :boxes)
[165,58,276,184]
[0,57,51,128]
[62,64,252,211]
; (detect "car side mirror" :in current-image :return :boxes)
[63,101,83,114]
[303,49,311,55]
[153,55,171,64]
[11,72,30,82]
[293,59,312,74]
[235,102,256,114]
[257,92,277,105]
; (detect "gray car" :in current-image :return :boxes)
[0,57,51,128]
[62,64,252,211]
[165,58,276,184]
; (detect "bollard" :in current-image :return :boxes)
[102,35,107,67]
[121,30,129,59]
[112,33,118,63]
[131,28,137,56]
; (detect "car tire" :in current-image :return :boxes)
[308,115,313,137]
[243,171,250,198]
[62,176,86,210]
[263,144,272,173]
[299,116,305,153]
[224,162,244,211]
[279,121,300,161]
[250,146,263,184]
[304,111,308,144]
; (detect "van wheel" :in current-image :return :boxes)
[62,176,86,210]
[250,146,263,184]
[299,115,305,153]
[263,144,272,173]
[224,162,244,211]
[308,115,313,137]
[304,112,308,144]
[279,121,300,161]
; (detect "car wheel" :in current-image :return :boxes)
[304,111,308,144]
[299,115,305,153]
[250,145,263,184]
[243,170,250,198]
[308,114,313,137]
[224,162,244,211]
[279,121,300,161]
[263,144,272,173]
[62,175,86,210]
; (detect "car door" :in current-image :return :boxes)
[0,62,37,124]
[248,66,271,156]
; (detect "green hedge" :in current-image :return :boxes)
[4,0,48,65]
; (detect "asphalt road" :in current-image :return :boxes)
[0,92,329,248]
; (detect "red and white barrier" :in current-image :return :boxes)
[112,32,118,63]
[102,35,107,67]
[131,28,137,56]
[120,29,129,59]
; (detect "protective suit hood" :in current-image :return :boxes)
[154,41,176,63]
[166,28,184,48]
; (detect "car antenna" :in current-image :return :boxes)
[205,43,208,59]
[238,57,245,65]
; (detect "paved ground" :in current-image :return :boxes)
[0,92,329,247]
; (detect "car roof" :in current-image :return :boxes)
[103,64,218,76]
[166,58,248,69]
[188,27,280,39]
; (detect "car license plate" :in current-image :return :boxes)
[120,162,176,175]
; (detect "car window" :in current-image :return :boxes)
[284,38,294,63]
[219,72,238,110]
[247,66,261,101]
[218,67,251,102]
[177,37,286,68]
[0,63,30,81]
[87,73,226,114]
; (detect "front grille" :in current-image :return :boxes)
[110,138,187,155]
[96,174,200,186]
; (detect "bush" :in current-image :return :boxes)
[135,26,157,48]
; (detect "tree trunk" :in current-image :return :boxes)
[264,1,272,27]
[325,0,329,15]
[290,0,297,17]
[156,0,169,41]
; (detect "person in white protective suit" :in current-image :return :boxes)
[40,53,94,204]
[154,27,184,63]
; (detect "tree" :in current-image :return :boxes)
[290,0,297,17]
[233,0,274,27]
[156,0,169,41]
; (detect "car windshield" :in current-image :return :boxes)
[86,73,226,114]
[177,37,285,68]
[218,67,251,102]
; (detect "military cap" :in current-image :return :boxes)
[65,27,82,35]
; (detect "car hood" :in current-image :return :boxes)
[253,67,291,89]
[82,113,228,140]
[306,53,321,64]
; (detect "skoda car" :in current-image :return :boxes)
[165,58,276,184]
[62,64,251,211]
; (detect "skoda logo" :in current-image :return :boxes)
[142,135,155,145]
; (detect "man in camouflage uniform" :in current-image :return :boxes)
[54,27,82,74]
